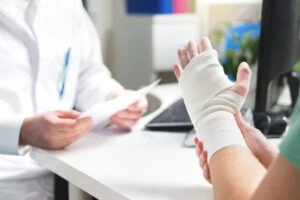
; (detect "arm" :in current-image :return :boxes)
[175,37,300,199]
[251,99,300,199]
[174,38,266,200]
[196,111,278,183]
[73,3,147,129]
[73,2,124,112]
[250,155,300,200]
[198,98,300,200]
[210,146,265,200]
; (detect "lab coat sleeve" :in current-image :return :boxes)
[0,101,24,155]
[74,3,124,111]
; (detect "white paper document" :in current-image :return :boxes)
[80,80,160,128]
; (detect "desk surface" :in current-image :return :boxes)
[31,84,281,200]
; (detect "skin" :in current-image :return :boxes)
[196,111,278,183]
[109,90,148,130]
[174,37,300,200]
[20,110,92,149]
[20,93,148,149]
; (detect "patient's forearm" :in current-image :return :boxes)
[210,146,266,200]
[250,156,300,200]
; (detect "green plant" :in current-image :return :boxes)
[211,23,259,80]
[294,61,300,73]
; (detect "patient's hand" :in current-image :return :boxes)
[172,37,279,181]
[173,37,251,99]
[195,111,278,183]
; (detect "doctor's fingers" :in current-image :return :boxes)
[116,110,144,120]
[109,116,138,130]
[63,122,91,144]
[50,114,90,129]
[55,110,81,119]
[51,128,90,149]
[128,97,148,113]
[52,119,92,148]
[63,117,92,137]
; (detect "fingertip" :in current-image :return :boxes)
[173,64,183,79]
[128,98,148,112]
[238,62,252,75]
[177,48,186,57]
[194,136,199,143]
[200,36,212,52]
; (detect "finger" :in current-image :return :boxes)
[196,140,204,152]
[110,116,137,130]
[50,117,77,129]
[56,110,81,119]
[178,48,190,68]
[128,97,148,112]
[234,111,256,136]
[194,137,204,152]
[231,62,252,97]
[200,152,205,168]
[200,36,213,52]
[199,150,208,168]
[196,145,201,157]
[75,117,92,131]
[50,119,91,149]
[203,163,211,183]
[194,137,199,145]
[116,109,144,120]
[173,64,183,79]
[62,126,91,148]
[203,150,208,165]
[188,40,199,59]
[64,117,92,137]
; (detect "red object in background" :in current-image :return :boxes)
[172,0,190,13]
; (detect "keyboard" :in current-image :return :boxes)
[145,98,193,132]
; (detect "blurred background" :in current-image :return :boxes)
[84,0,300,125]
[83,0,262,89]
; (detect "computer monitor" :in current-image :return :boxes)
[255,0,300,113]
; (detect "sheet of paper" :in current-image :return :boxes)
[80,80,160,128]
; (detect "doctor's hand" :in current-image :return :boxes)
[195,111,278,183]
[109,90,148,130]
[20,110,92,149]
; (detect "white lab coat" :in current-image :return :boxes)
[0,0,123,199]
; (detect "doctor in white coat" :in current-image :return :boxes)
[0,0,148,199]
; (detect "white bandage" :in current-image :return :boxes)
[179,49,248,161]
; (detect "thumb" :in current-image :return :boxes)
[230,62,252,97]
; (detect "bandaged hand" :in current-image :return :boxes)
[173,37,252,161]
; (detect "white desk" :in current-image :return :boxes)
[31,84,214,200]
[31,84,281,200]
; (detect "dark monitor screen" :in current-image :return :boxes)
[255,0,300,113]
